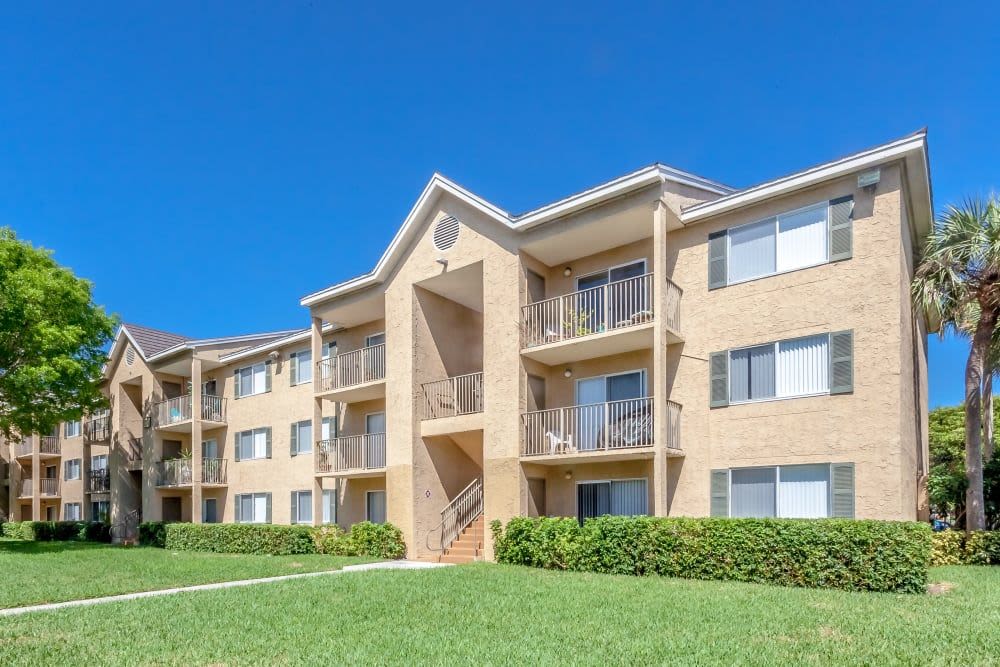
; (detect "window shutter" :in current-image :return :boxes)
[831,463,855,518]
[264,361,273,393]
[289,352,297,386]
[233,370,241,399]
[709,351,729,407]
[710,470,729,517]
[265,427,272,458]
[708,230,728,289]
[829,196,853,261]
[291,492,298,524]
[265,493,272,523]
[233,432,241,462]
[328,488,337,524]
[290,423,298,456]
[234,496,241,523]
[829,330,854,394]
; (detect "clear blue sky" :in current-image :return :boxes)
[1,2,996,408]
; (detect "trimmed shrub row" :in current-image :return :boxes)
[491,516,932,593]
[931,531,1000,566]
[138,521,406,559]
[1,520,111,543]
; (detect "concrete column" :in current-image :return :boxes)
[31,439,40,520]
[311,316,324,526]
[191,357,203,523]
[652,200,670,516]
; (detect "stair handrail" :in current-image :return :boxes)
[424,477,483,552]
[111,508,142,542]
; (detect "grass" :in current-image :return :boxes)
[0,539,370,609]
[1,563,999,665]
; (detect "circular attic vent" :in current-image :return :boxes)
[432,215,460,251]
[125,346,136,366]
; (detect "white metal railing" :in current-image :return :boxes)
[39,435,60,455]
[664,277,682,333]
[315,433,387,474]
[201,458,228,484]
[125,438,143,469]
[665,400,682,451]
[522,396,662,456]
[156,458,227,486]
[40,478,59,496]
[316,344,386,393]
[427,477,483,552]
[15,439,33,457]
[152,395,226,427]
[84,415,112,442]
[522,273,655,347]
[421,372,484,420]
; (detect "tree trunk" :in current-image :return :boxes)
[985,369,995,462]
[965,313,995,532]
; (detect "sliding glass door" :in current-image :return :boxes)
[577,479,648,523]
[574,370,646,451]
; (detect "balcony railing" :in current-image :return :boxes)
[22,478,61,497]
[421,372,484,420]
[521,397,681,456]
[664,278,682,332]
[39,436,60,456]
[125,438,143,470]
[88,469,111,493]
[153,395,226,427]
[315,433,386,474]
[316,344,386,393]
[156,458,228,486]
[84,415,112,442]
[15,439,33,457]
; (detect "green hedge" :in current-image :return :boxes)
[0,521,111,543]
[313,522,406,559]
[931,531,1000,565]
[492,516,932,593]
[163,523,315,555]
[139,521,168,548]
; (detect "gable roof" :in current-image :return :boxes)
[122,322,191,358]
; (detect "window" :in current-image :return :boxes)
[202,498,219,523]
[577,479,648,524]
[321,416,337,441]
[292,490,312,524]
[235,428,271,461]
[64,421,81,438]
[322,488,337,524]
[91,454,108,472]
[64,459,82,480]
[729,334,830,403]
[365,332,386,348]
[727,203,829,283]
[574,370,648,450]
[235,492,271,523]
[64,503,82,520]
[91,500,110,522]
[366,490,386,524]
[290,420,312,456]
[290,349,312,385]
[235,362,269,398]
[728,464,835,519]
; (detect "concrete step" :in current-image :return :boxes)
[439,552,478,564]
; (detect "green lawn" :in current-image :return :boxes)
[0,539,369,609]
[2,562,999,665]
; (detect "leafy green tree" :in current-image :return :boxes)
[929,403,1000,529]
[0,227,116,439]
[913,196,1000,530]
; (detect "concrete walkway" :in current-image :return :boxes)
[0,560,450,618]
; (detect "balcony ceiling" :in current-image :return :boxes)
[520,198,655,266]
[314,288,386,330]
[416,262,484,313]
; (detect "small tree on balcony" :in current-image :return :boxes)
[0,227,116,439]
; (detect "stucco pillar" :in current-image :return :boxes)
[31,440,40,520]
[652,200,670,516]
[385,282,416,555]
[311,316,324,526]
[191,356,203,523]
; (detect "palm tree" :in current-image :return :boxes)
[913,196,1000,531]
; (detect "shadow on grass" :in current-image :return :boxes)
[0,539,114,555]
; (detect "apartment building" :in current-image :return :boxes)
[4,131,933,562]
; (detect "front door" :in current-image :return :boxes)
[202,439,218,459]
[574,377,607,451]
[365,413,386,468]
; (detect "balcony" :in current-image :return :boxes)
[84,415,112,443]
[315,433,386,477]
[14,436,60,459]
[19,478,60,498]
[155,458,228,488]
[521,274,682,365]
[315,343,386,403]
[124,438,143,472]
[87,469,111,494]
[521,397,682,463]
[151,395,227,433]
[420,372,484,436]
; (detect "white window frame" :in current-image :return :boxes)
[64,421,81,438]
[365,490,387,523]
[322,487,337,525]
[236,492,270,524]
[574,258,648,291]
[726,201,830,286]
[291,420,312,456]
[725,464,835,519]
[237,428,270,461]
[364,332,386,348]
[91,454,108,471]
[728,333,831,405]
[291,490,312,524]
[237,362,268,398]
[91,500,110,522]
[64,502,82,520]
[575,477,650,519]
[292,348,313,385]
[64,459,82,480]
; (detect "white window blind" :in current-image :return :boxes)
[322,489,336,524]
[730,468,777,518]
[777,204,828,272]
[726,202,831,283]
[64,503,82,520]
[293,491,312,524]
[239,363,268,396]
[778,464,830,518]
[728,219,775,283]
[776,335,829,397]
[253,494,269,523]
[294,350,312,384]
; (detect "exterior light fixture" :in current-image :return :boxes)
[563,368,572,378]
[564,470,572,480]
[563,267,572,277]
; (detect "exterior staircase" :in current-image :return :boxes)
[438,514,484,564]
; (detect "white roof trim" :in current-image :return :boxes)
[218,323,340,363]
[301,164,731,308]
[680,131,929,223]
[146,330,302,362]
